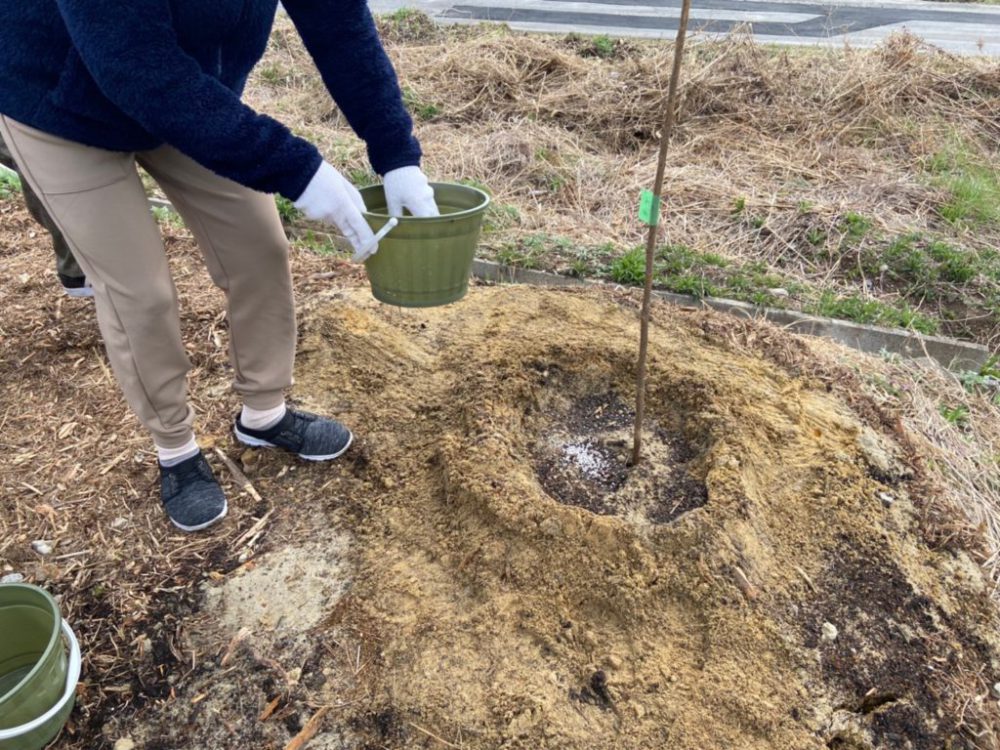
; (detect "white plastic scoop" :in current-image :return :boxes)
[353,216,399,263]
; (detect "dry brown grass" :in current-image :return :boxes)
[248,18,1000,345]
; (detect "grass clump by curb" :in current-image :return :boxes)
[609,245,804,306]
[861,233,989,292]
[806,291,939,334]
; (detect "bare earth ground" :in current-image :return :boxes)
[3,191,1000,749]
[244,16,1000,347]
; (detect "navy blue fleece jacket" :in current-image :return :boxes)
[0,0,421,200]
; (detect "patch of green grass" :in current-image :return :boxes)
[402,86,442,121]
[662,274,719,298]
[347,168,378,188]
[602,244,806,306]
[797,200,814,214]
[806,227,827,247]
[0,168,21,200]
[495,233,573,270]
[807,291,938,334]
[295,229,339,255]
[872,233,930,280]
[750,215,766,230]
[570,32,626,58]
[939,403,970,427]
[732,196,747,215]
[959,354,1000,393]
[605,245,804,305]
[657,243,702,275]
[863,234,982,293]
[926,140,1000,226]
[378,7,439,41]
[385,6,421,22]
[568,258,590,278]
[484,203,521,233]
[417,103,441,120]
[701,252,729,268]
[609,246,646,285]
[546,174,567,192]
[275,195,303,225]
[591,35,616,58]
[839,211,873,243]
[257,63,289,86]
[981,354,1000,380]
[927,240,977,283]
[565,242,615,278]
[749,290,777,306]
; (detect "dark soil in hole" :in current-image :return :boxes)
[532,391,708,525]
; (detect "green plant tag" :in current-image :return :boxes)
[639,190,661,225]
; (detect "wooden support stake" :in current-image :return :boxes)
[632,0,694,466]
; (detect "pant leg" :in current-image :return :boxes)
[0,116,195,448]
[138,146,295,410]
[1,132,84,280]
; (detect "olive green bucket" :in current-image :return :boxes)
[0,584,80,750]
[360,182,490,308]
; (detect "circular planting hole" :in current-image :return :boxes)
[532,391,708,525]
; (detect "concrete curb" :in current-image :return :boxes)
[40,193,990,372]
[471,260,992,371]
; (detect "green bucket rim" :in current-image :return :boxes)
[0,584,62,710]
[0,620,80,747]
[360,182,491,222]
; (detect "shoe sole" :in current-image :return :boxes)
[169,500,228,533]
[234,426,354,461]
[63,286,94,298]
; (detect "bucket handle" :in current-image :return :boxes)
[0,620,81,740]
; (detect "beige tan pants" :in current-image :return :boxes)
[0,116,295,448]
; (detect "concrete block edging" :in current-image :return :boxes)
[471,260,992,372]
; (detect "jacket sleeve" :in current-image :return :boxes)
[282,0,422,176]
[54,0,322,200]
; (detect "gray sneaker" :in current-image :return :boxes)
[234,408,353,461]
[58,273,94,298]
[159,452,228,532]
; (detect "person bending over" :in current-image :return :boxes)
[0,0,439,531]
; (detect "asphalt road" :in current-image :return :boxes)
[365,0,1000,55]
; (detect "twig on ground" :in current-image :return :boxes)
[214,447,263,503]
[284,706,330,750]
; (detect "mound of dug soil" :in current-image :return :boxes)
[126,286,1000,749]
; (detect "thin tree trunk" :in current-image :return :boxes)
[632,0,694,466]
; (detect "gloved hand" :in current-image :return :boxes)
[383,166,439,218]
[294,161,376,259]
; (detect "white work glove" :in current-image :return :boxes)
[295,161,376,260]
[383,166,440,218]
